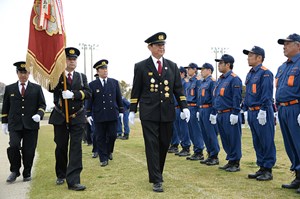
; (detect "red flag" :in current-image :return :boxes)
[26,0,66,89]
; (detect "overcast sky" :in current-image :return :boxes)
[0,0,299,108]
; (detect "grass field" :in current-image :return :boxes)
[29,122,299,199]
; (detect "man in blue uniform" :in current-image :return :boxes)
[196,63,220,166]
[211,54,242,172]
[86,59,124,167]
[129,32,190,192]
[185,63,205,161]
[275,33,300,193]
[2,61,46,183]
[243,46,276,181]
[117,96,130,140]
[49,47,91,191]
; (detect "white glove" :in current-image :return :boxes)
[2,124,9,135]
[230,114,238,125]
[87,116,93,126]
[62,90,74,99]
[32,114,41,122]
[244,111,248,123]
[297,113,300,126]
[196,112,200,121]
[257,110,267,125]
[129,112,135,125]
[180,112,186,120]
[209,114,217,124]
[183,108,190,123]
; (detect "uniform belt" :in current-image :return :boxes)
[249,106,260,111]
[217,108,233,113]
[199,104,212,108]
[175,106,180,109]
[54,106,84,119]
[279,99,299,106]
[188,103,197,107]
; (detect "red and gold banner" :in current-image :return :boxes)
[26,0,66,89]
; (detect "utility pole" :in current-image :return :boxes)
[211,47,228,80]
[79,43,88,75]
[89,44,99,81]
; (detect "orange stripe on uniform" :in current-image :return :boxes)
[275,78,278,88]
[190,89,194,96]
[202,88,205,96]
[252,84,257,94]
[220,88,225,96]
[288,75,294,86]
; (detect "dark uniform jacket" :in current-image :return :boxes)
[48,72,91,125]
[86,78,123,122]
[1,81,46,130]
[130,56,188,122]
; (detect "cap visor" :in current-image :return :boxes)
[243,50,250,55]
[215,59,222,62]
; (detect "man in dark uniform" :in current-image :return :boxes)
[129,32,190,192]
[242,46,276,181]
[48,47,91,191]
[86,59,124,167]
[275,33,300,193]
[1,61,46,183]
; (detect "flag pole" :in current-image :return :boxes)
[62,72,69,124]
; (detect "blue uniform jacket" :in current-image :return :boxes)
[244,64,273,110]
[87,78,124,122]
[196,75,216,109]
[275,53,300,103]
[213,70,242,115]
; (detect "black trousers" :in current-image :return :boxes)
[141,120,173,183]
[54,123,84,186]
[94,121,117,162]
[7,128,38,178]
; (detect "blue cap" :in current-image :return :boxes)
[144,32,167,45]
[65,47,80,58]
[13,61,27,72]
[215,54,234,64]
[93,59,108,69]
[187,62,200,69]
[278,33,300,45]
[179,66,186,73]
[200,63,214,72]
[243,46,265,58]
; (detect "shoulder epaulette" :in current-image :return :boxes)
[261,66,268,71]
[211,77,216,82]
[231,73,237,77]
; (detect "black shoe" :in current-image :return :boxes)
[282,179,300,189]
[297,187,300,194]
[6,172,20,183]
[100,161,108,167]
[219,161,232,170]
[256,171,273,181]
[187,153,204,161]
[56,178,65,185]
[121,134,129,140]
[117,134,123,139]
[153,182,164,192]
[225,164,240,172]
[248,168,264,179]
[23,176,32,182]
[168,146,179,153]
[206,158,219,166]
[92,152,98,158]
[68,184,86,191]
[178,149,190,157]
[109,153,113,160]
[200,157,210,164]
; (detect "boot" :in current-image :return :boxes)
[282,170,300,189]
[256,168,273,181]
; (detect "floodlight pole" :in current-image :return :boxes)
[211,47,227,80]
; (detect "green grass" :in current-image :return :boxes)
[29,123,298,199]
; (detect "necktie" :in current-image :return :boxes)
[67,73,72,84]
[21,83,25,97]
[157,60,162,75]
[103,79,107,91]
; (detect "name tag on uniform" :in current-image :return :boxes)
[148,72,153,76]
[10,94,15,96]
